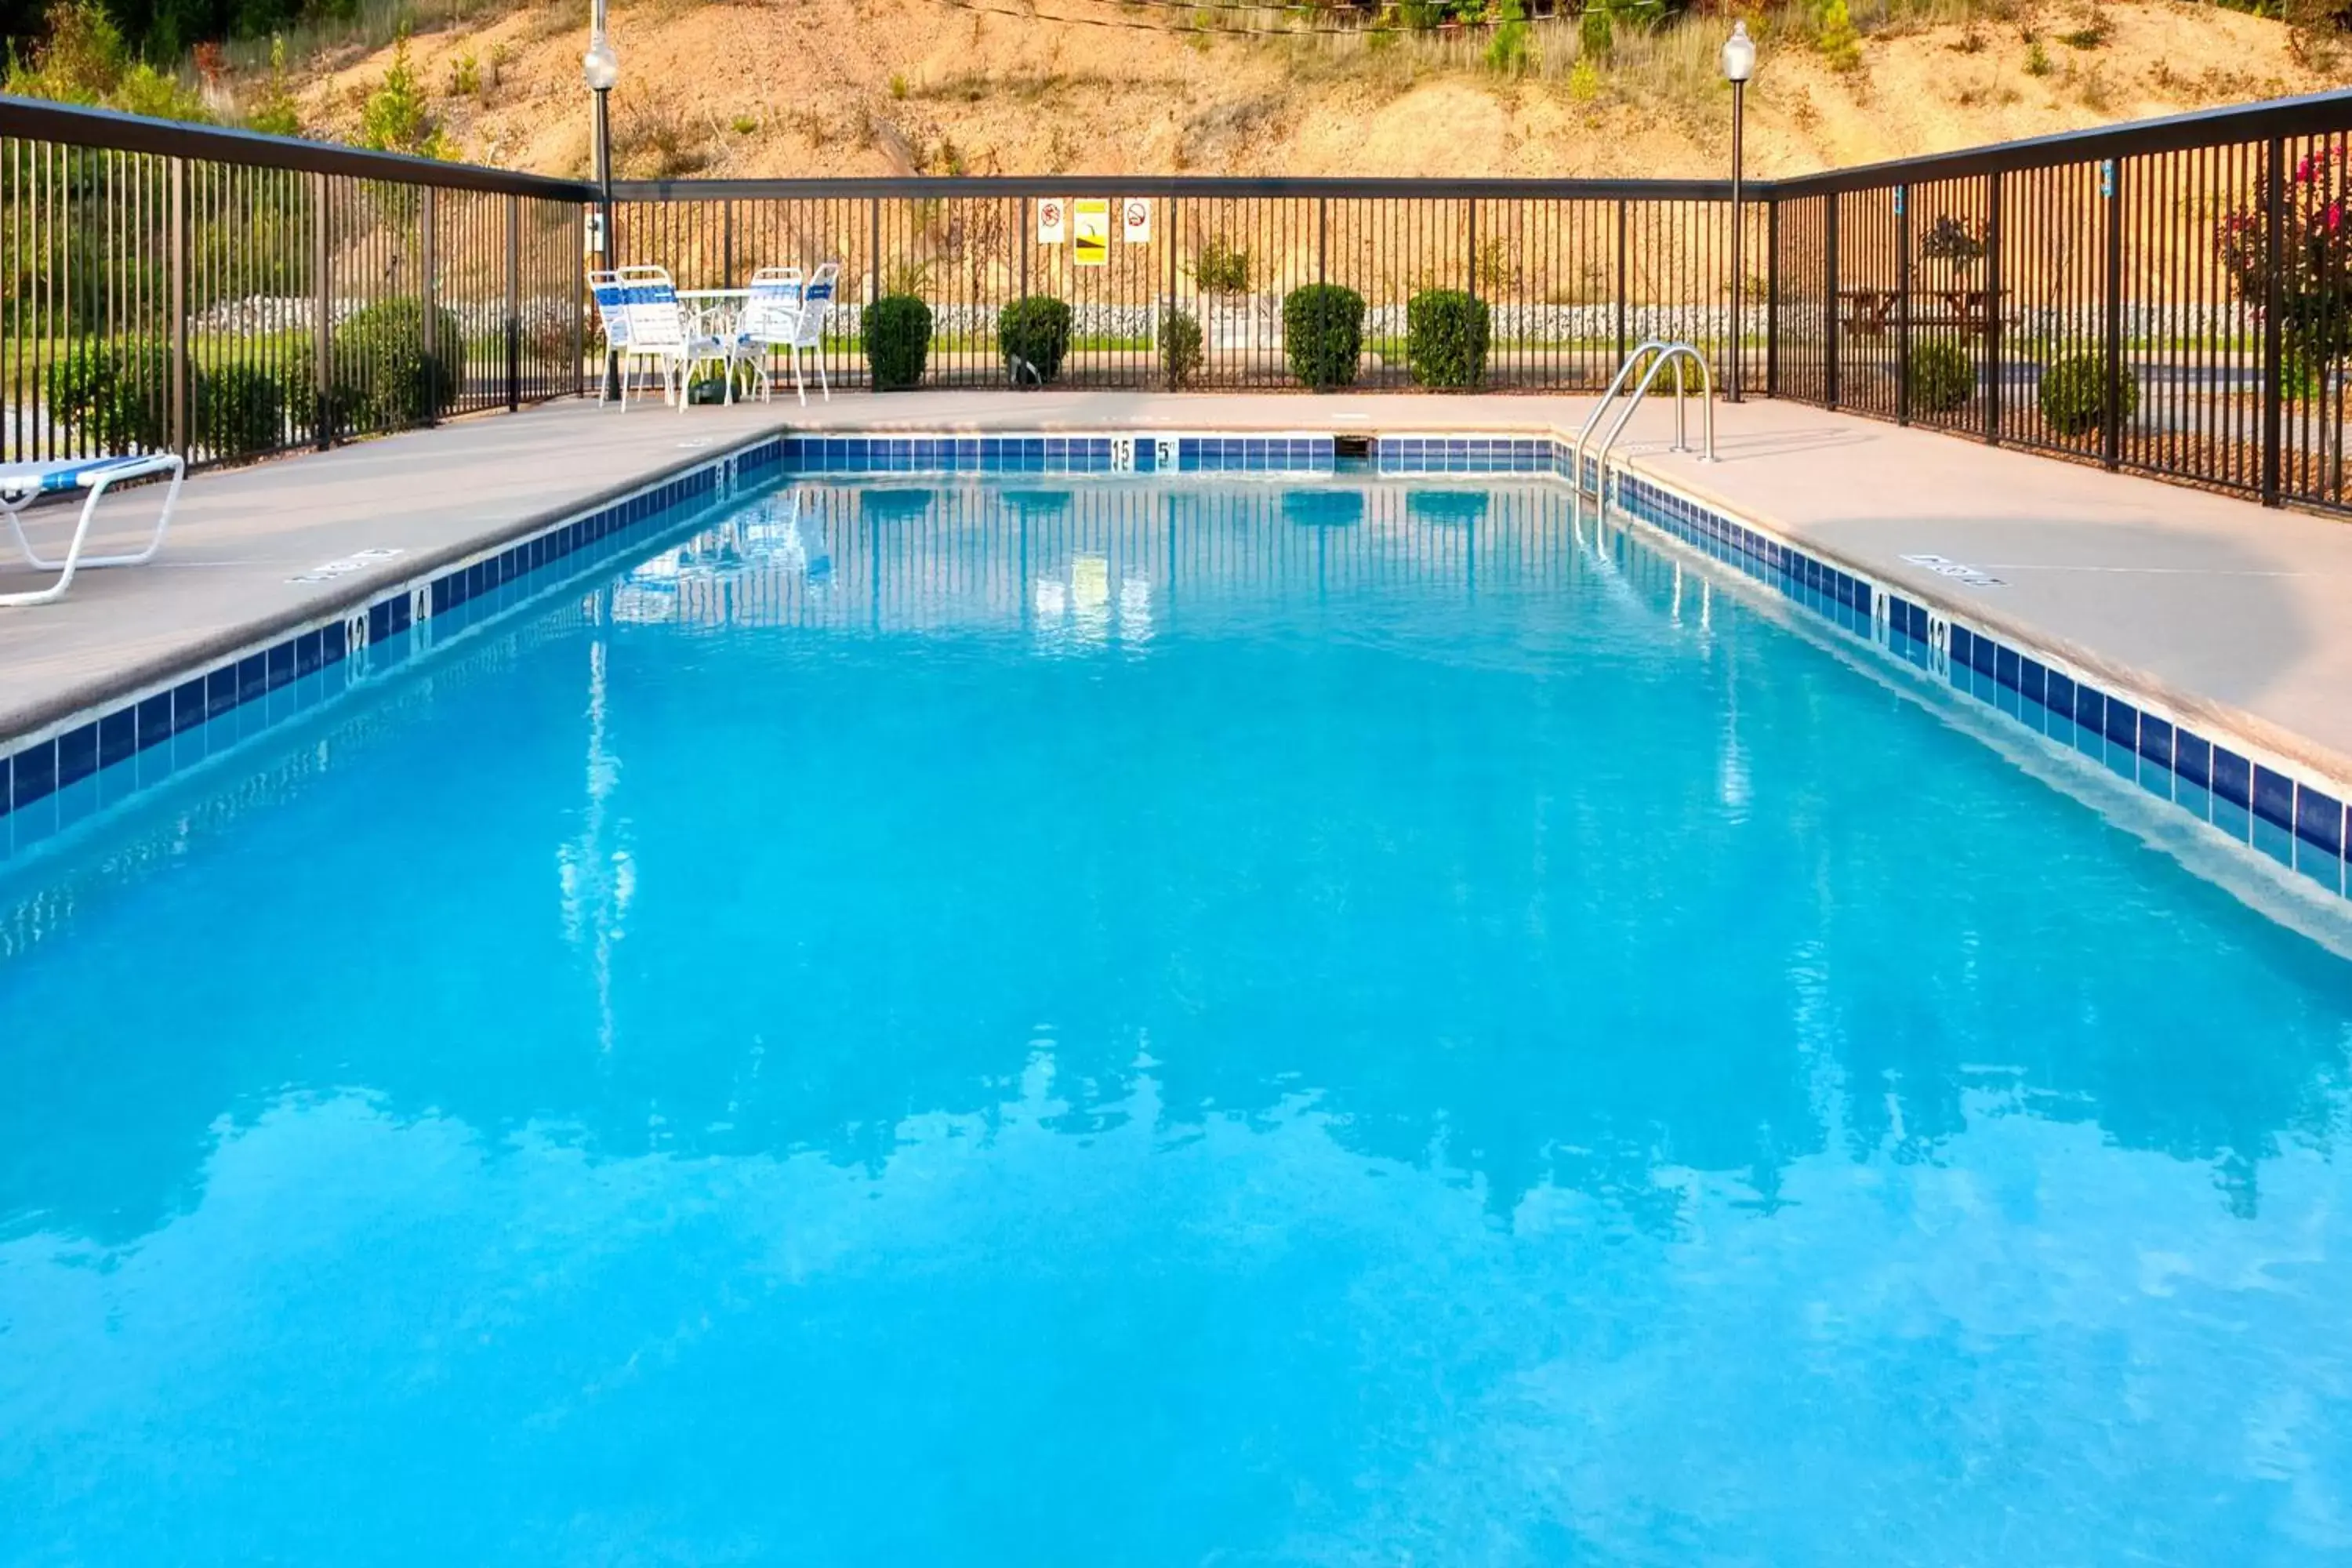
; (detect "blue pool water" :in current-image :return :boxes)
[3,474,2352,1564]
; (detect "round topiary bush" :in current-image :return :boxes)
[2038,351,2138,438]
[999,296,1073,385]
[865,294,933,391]
[194,363,289,458]
[290,299,464,436]
[1161,308,1204,389]
[1283,282,1366,391]
[1406,289,1491,390]
[44,341,168,450]
[1907,339,1976,415]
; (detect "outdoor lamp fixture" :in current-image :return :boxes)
[583,16,620,398]
[1721,19,1755,403]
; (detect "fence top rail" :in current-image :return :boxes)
[608,173,1742,202]
[1772,87,2352,198]
[0,92,597,200]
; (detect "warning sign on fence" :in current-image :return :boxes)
[1121,198,1152,244]
[1036,198,1067,244]
[1074,198,1110,266]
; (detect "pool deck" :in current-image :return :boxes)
[3,389,2347,785]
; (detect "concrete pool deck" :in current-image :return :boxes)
[2,389,2347,786]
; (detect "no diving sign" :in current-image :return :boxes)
[1036,198,1067,245]
[1121,198,1152,244]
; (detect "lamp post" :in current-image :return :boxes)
[1721,19,1755,404]
[583,13,620,401]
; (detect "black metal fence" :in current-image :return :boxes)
[1,96,584,470]
[4,88,2348,513]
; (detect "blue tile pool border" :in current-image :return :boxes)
[1,420,2343,906]
[0,436,787,859]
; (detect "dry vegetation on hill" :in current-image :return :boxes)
[225,0,2341,180]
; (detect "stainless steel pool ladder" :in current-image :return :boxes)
[1568,340,1716,506]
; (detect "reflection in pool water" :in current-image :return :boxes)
[2,476,2350,1564]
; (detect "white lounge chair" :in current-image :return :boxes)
[593,265,731,410]
[732,263,837,405]
[0,453,184,608]
[587,270,634,405]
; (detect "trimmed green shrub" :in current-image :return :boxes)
[999,296,1073,384]
[1282,283,1366,391]
[194,363,287,458]
[2038,350,2137,437]
[1161,308,1203,389]
[1406,289,1491,390]
[44,341,167,449]
[865,294,933,391]
[1906,339,1976,414]
[290,298,463,435]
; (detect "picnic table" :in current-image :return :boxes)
[1838,286,2007,336]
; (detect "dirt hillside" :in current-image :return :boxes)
[256,0,2339,180]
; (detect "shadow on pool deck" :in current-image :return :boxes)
[0,390,2345,784]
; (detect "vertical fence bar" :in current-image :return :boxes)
[167,154,188,457]
[1895,184,1911,426]
[312,171,332,450]
[420,185,438,426]
[2260,136,2285,507]
[2102,158,2125,470]
[1984,169,2002,445]
[1764,194,1778,399]
[1613,198,1628,367]
[1824,192,1840,409]
[506,191,521,413]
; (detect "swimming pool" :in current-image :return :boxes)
[3,469,2350,1563]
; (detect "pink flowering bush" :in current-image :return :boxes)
[2218,139,2352,376]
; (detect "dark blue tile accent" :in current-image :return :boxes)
[1970,633,1997,677]
[1995,645,2020,691]
[2074,684,2104,732]
[97,707,135,769]
[2212,746,2252,808]
[2019,657,2046,706]
[2044,669,2075,720]
[136,692,172,751]
[205,666,238,720]
[236,653,267,705]
[1951,626,1973,670]
[2131,712,2171,768]
[368,600,395,644]
[56,722,99,787]
[266,641,296,692]
[2174,731,2212,787]
[13,739,56,808]
[169,677,205,735]
[296,630,323,677]
[0,753,10,817]
[2253,764,2296,830]
[323,619,347,664]
[2103,697,2137,748]
[2295,786,2345,855]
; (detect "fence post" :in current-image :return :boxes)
[1824,193,1839,409]
[1764,194,1779,398]
[506,191,521,412]
[1896,184,1911,426]
[1984,170,2002,445]
[2101,158,2124,470]
[312,171,332,451]
[1317,197,1327,285]
[419,185,438,427]
[2260,136,2285,507]
[573,205,586,399]
[1466,198,1478,299]
[868,198,880,306]
[1165,194,1179,388]
[166,155,187,459]
[1613,198,1628,368]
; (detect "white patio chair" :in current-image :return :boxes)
[607,265,731,411]
[731,263,836,405]
[0,452,185,608]
[588,269,634,405]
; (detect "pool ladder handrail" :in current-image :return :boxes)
[1570,340,1716,506]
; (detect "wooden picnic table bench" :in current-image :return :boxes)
[1839,286,2009,336]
